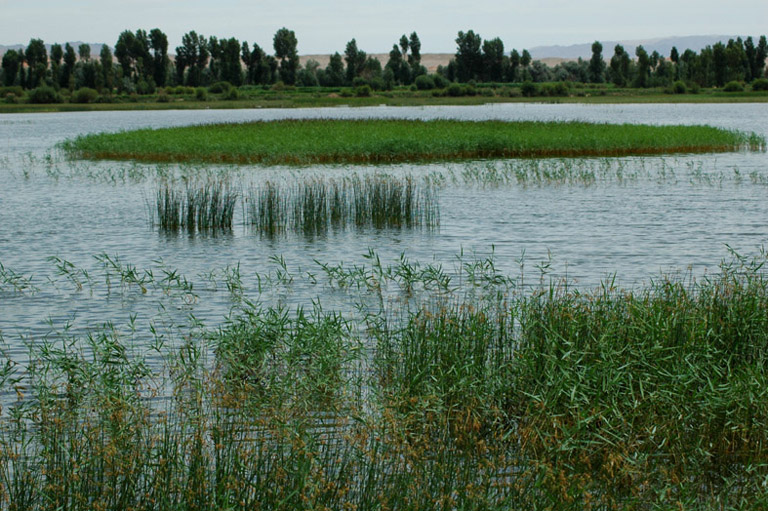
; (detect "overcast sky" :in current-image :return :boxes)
[1,0,766,54]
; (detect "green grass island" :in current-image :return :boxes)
[63,119,765,165]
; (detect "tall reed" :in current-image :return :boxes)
[153,181,237,232]
[4,251,768,509]
[247,175,439,235]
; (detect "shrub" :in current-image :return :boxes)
[751,78,768,91]
[672,80,687,94]
[414,74,435,90]
[355,84,372,97]
[225,87,239,100]
[480,87,495,97]
[28,86,62,104]
[432,74,449,89]
[0,85,23,98]
[136,79,156,95]
[446,83,463,97]
[722,81,744,92]
[157,92,171,103]
[520,81,538,97]
[4,92,18,104]
[208,81,233,94]
[541,82,568,97]
[195,87,207,101]
[369,77,386,91]
[73,87,98,103]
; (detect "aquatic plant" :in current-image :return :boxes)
[3,250,768,509]
[247,175,439,235]
[152,181,237,232]
[62,119,765,165]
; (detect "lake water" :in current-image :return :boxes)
[1,103,767,358]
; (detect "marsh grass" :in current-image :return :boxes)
[153,181,237,232]
[0,262,37,294]
[63,119,765,166]
[3,251,768,509]
[248,175,439,235]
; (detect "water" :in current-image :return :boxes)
[1,103,767,351]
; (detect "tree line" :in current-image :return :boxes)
[2,27,767,94]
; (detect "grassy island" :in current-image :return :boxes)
[62,119,764,165]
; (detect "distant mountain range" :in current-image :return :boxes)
[0,35,749,63]
[528,35,742,60]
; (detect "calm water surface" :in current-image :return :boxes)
[1,103,767,355]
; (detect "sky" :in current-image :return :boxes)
[1,0,766,54]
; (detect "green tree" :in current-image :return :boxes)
[1,50,21,86]
[454,30,483,82]
[385,44,406,84]
[756,36,768,79]
[25,38,48,88]
[588,41,605,83]
[482,37,505,82]
[273,27,299,85]
[345,39,367,84]
[670,46,680,80]
[712,42,727,86]
[131,29,152,83]
[175,31,209,86]
[78,44,91,61]
[520,49,532,80]
[297,59,320,86]
[219,38,243,85]
[115,30,136,78]
[725,38,748,83]
[149,28,170,87]
[100,44,114,92]
[324,52,345,86]
[62,43,76,89]
[241,42,272,85]
[50,44,63,87]
[400,35,409,61]
[634,45,650,87]
[408,32,421,67]
[509,49,521,81]
[609,44,630,86]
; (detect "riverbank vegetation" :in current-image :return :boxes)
[2,249,768,509]
[2,27,766,112]
[63,119,763,165]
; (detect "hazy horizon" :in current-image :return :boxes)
[1,0,765,54]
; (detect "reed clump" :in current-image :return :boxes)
[62,119,765,165]
[3,251,768,508]
[248,175,439,235]
[153,181,237,232]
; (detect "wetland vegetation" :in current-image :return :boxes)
[2,249,768,509]
[63,119,764,165]
[4,103,768,509]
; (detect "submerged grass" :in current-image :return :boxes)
[3,250,768,508]
[63,119,765,165]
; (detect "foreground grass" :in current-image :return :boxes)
[3,250,768,509]
[63,119,763,165]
